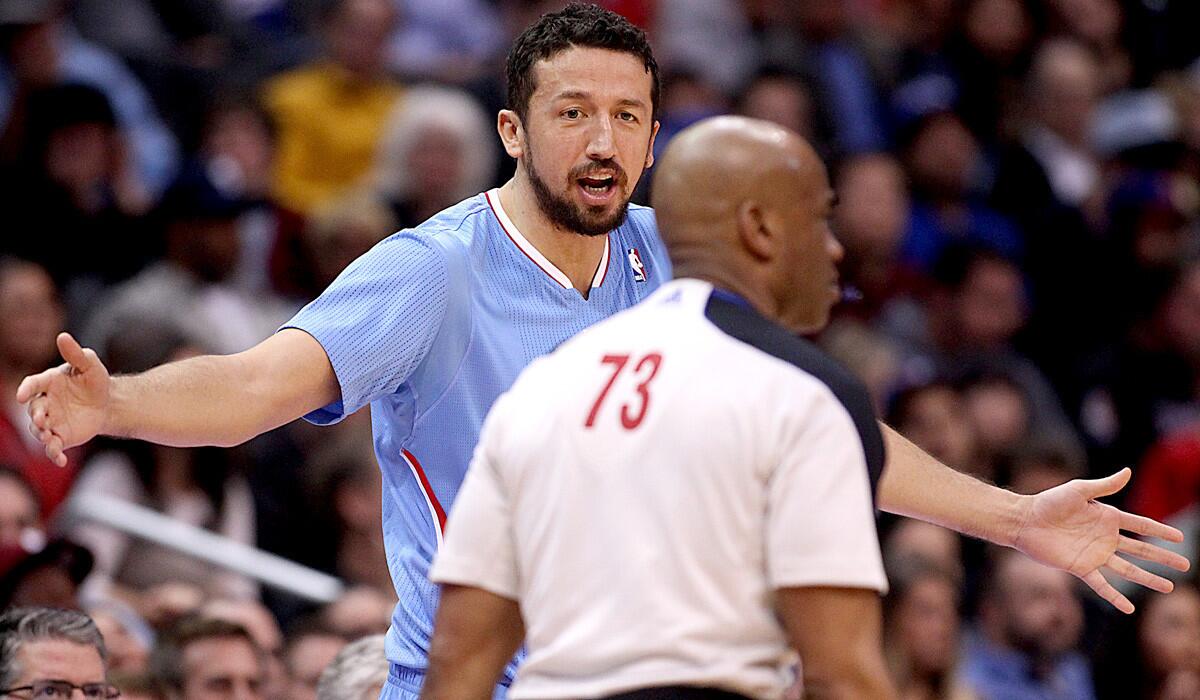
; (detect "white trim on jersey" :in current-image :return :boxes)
[486,188,610,289]
[592,237,610,288]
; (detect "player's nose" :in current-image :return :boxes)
[586,118,617,160]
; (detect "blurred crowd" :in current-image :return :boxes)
[2,0,1200,697]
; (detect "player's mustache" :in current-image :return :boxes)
[570,160,626,185]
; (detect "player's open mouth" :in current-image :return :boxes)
[577,176,617,204]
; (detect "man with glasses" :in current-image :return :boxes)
[0,607,119,699]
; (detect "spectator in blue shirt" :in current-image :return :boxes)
[964,548,1096,700]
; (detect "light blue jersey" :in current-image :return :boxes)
[284,189,669,684]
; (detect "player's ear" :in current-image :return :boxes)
[736,200,773,261]
[644,120,661,169]
[498,110,525,159]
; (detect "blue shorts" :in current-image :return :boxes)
[380,665,510,700]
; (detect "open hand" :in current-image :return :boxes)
[1012,468,1190,613]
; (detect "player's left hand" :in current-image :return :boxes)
[1012,468,1190,614]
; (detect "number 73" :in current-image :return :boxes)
[584,352,664,430]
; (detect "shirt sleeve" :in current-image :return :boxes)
[282,230,450,424]
[428,395,519,600]
[767,389,888,593]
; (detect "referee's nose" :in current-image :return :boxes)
[826,227,844,265]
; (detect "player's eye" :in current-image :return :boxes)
[617,111,637,122]
[563,108,583,120]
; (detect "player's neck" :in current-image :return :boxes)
[498,178,609,297]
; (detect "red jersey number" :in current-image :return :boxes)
[585,352,664,430]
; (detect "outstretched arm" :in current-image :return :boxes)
[17,330,340,463]
[877,423,1190,613]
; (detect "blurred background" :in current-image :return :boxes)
[1,0,1200,697]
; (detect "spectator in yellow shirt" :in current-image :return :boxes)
[263,0,402,215]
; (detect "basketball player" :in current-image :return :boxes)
[17,5,1189,699]
[423,116,895,699]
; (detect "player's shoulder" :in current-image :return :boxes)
[616,203,670,278]
[625,201,656,223]
[410,192,493,245]
[366,193,492,263]
[618,203,660,242]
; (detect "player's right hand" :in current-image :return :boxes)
[16,332,112,467]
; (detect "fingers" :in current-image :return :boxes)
[43,432,67,468]
[29,396,48,430]
[1082,569,1134,614]
[28,420,58,462]
[15,369,50,404]
[1106,554,1175,594]
[24,395,69,468]
[1118,535,1191,572]
[56,332,95,372]
[26,396,51,442]
[81,347,102,374]
[1075,468,1132,500]
[1119,510,1186,543]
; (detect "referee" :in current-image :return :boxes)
[422,116,895,700]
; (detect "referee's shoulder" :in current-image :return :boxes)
[705,304,884,486]
[705,301,877,421]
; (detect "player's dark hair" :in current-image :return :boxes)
[505,3,660,124]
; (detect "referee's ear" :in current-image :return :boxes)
[498,109,525,159]
[736,200,774,262]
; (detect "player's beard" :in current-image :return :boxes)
[524,139,631,237]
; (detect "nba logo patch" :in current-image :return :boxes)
[627,247,647,282]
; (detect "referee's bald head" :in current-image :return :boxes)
[652,116,842,333]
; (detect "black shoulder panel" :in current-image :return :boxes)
[704,295,886,501]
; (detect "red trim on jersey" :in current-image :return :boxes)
[486,190,570,289]
[403,449,446,534]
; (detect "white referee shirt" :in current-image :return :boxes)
[430,278,888,699]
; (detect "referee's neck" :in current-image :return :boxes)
[673,262,778,322]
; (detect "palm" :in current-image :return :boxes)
[48,363,109,445]
[1012,469,1190,613]
[1017,482,1124,572]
